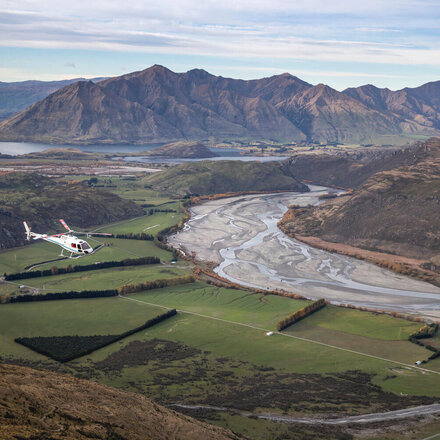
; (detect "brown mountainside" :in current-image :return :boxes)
[281,138,440,260]
[1,65,440,145]
[344,81,440,132]
[0,363,244,440]
[284,137,440,189]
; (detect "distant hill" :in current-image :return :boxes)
[22,147,98,160]
[144,160,309,197]
[1,65,439,145]
[146,141,218,158]
[281,138,440,260]
[0,77,107,120]
[0,172,143,249]
[0,363,243,440]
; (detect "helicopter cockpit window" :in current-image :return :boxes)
[82,242,91,250]
[77,244,82,251]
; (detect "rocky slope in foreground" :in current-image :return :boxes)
[144,160,309,197]
[0,363,243,440]
[1,65,439,145]
[280,138,440,268]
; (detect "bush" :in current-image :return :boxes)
[277,299,326,331]
[409,324,438,340]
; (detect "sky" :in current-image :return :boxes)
[1,0,440,90]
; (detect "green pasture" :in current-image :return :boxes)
[93,176,176,205]
[0,237,175,274]
[287,306,421,340]
[128,282,311,329]
[0,283,439,405]
[100,303,439,397]
[13,265,189,292]
[0,296,164,359]
[92,210,182,236]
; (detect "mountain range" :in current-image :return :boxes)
[0,77,106,121]
[0,65,440,145]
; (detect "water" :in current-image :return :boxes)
[0,142,162,155]
[169,187,440,320]
[0,142,288,163]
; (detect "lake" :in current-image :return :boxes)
[0,142,288,163]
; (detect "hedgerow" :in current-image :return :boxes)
[277,298,326,331]
[4,256,160,281]
[15,309,177,362]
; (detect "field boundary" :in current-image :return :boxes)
[118,295,440,376]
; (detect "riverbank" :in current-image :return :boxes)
[168,187,440,321]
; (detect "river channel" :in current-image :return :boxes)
[168,186,440,321]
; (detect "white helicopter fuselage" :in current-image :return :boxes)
[40,234,93,255]
[23,220,94,257]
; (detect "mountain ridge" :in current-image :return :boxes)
[1,65,440,145]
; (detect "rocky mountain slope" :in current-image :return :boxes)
[280,138,440,261]
[344,81,440,132]
[0,363,243,440]
[1,65,439,145]
[284,137,440,189]
[0,77,106,120]
[0,172,144,249]
[144,160,309,197]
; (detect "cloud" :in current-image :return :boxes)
[64,62,75,68]
[1,1,440,71]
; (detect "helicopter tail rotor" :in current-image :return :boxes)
[23,221,31,241]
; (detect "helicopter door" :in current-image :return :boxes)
[77,243,82,252]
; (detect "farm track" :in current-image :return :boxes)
[169,403,440,425]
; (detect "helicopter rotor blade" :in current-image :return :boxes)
[59,219,71,232]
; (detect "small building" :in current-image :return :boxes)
[415,361,422,365]
[266,331,274,336]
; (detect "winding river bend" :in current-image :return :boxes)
[169,186,440,320]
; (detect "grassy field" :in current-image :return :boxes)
[0,296,165,359]
[0,236,176,274]
[92,210,182,236]
[87,176,177,206]
[2,172,440,439]
[15,265,189,292]
[127,282,311,329]
[1,280,439,439]
[286,306,421,340]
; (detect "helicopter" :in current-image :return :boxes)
[23,219,111,258]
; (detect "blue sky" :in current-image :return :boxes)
[1,0,440,90]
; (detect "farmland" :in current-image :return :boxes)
[1,172,440,439]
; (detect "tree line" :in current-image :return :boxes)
[15,309,177,362]
[277,298,327,331]
[4,256,160,281]
[10,289,118,303]
[117,275,194,295]
[113,232,154,240]
[8,275,195,303]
